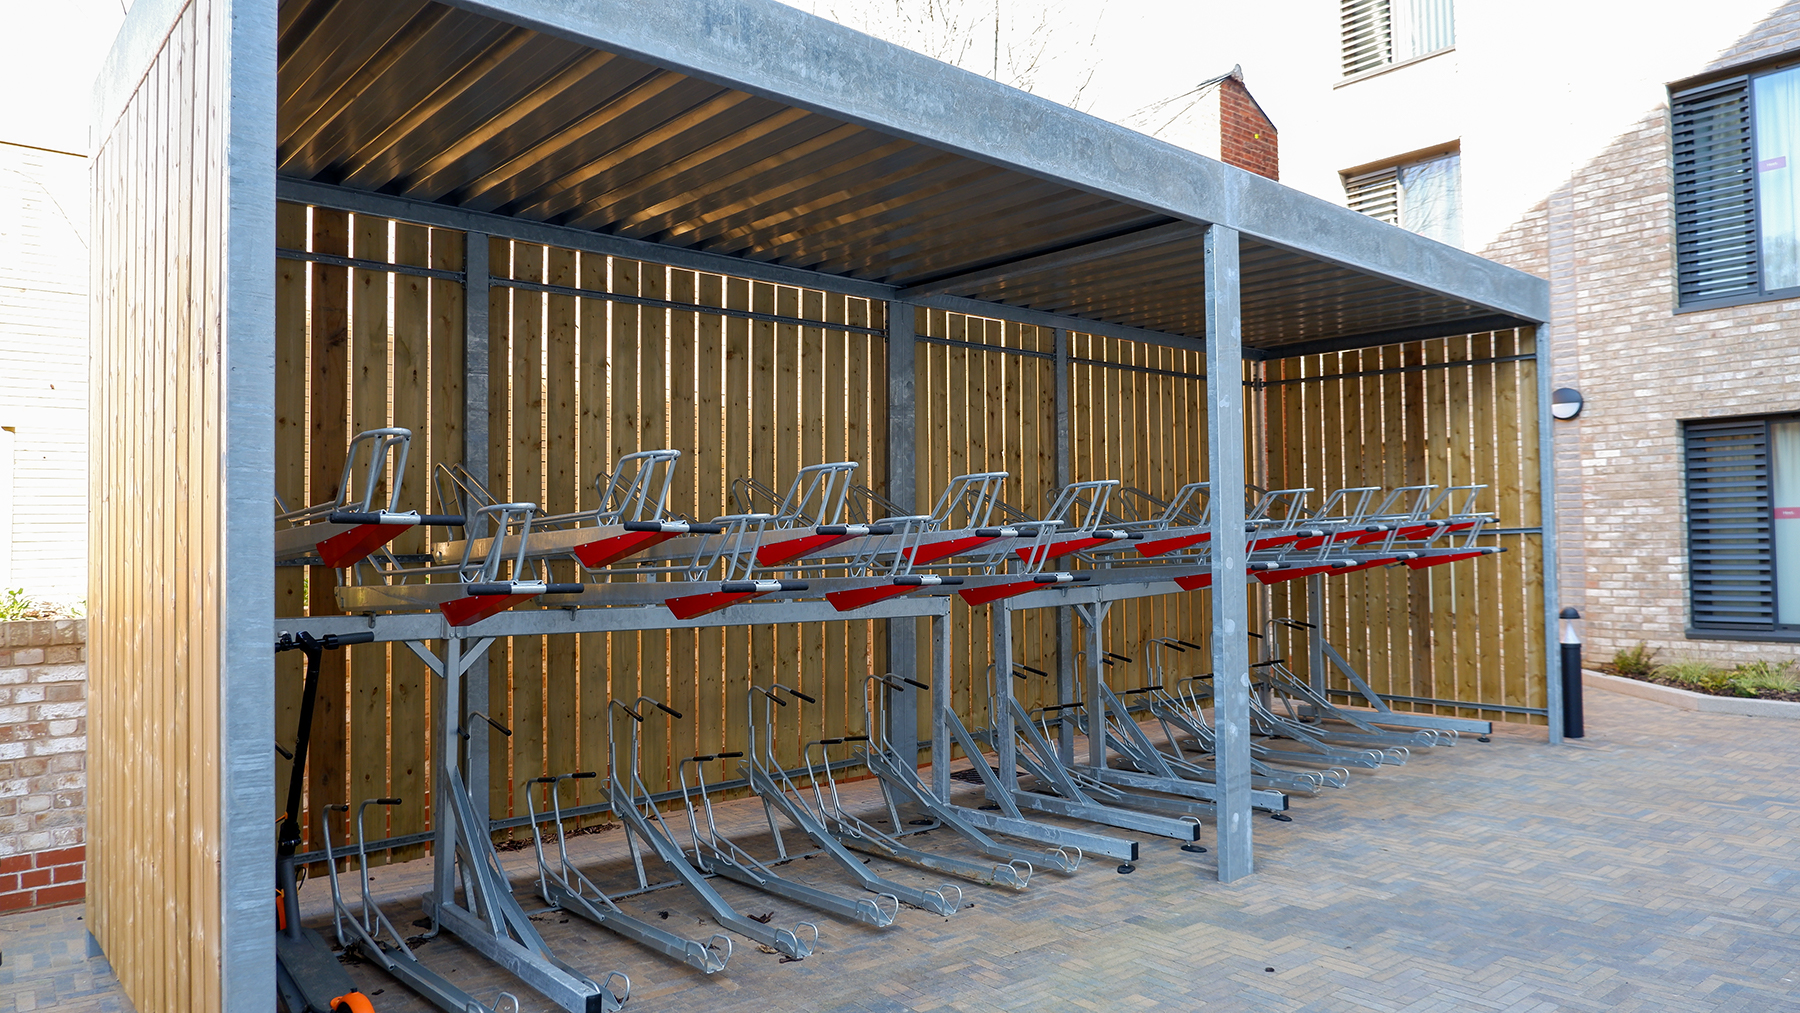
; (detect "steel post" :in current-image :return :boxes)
[463,233,493,822]
[886,300,920,757]
[1205,224,1254,882]
[1053,327,1077,764]
[1537,324,1564,745]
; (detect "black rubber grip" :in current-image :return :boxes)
[1106,652,1133,664]
[325,511,385,525]
[570,771,598,780]
[544,583,585,595]
[416,514,466,526]
[1246,631,1264,639]
[1162,642,1188,653]
[275,742,293,760]
[1284,619,1316,629]
[974,528,1007,537]
[842,735,870,742]
[1250,659,1284,669]
[328,631,377,648]
[655,701,684,719]
[817,738,844,747]
[618,704,644,722]
[466,583,519,596]
[531,776,558,784]
[720,581,764,593]
[1177,639,1204,651]
[1117,685,1164,697]
[778,580,810,591]
[1018,664,1048,677]
[374,797,402,806]
[902,677,930,690]
[1038,702,1081,713]
[1099,657,1115,666]
[623,520,669,532]
[475,712,513,736]
[1012,669,1030,679]
[718,751,744,759]
[327,803,350,812]
[690,522,726,534]
[785,687,817,703]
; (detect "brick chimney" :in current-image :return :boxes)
[1129,65,1279,181]
[1214,67,1278,180]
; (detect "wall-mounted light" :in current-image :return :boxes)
[1550,387,1584,420]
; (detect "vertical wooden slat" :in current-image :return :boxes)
[428,227,465,833]
[349,214,390,830]
[307,206,350,854]
[511,246,547,803]
[695,273,727,768]
[1468,332,1499,713]
[545,247,580,783]
[772,285,803,765]
[487,236,513,822]
[608,256,644,789]
[669,269,701,767]
[1494,331,1529,713]
[388,221,431,860]
[577,253,609,816]
[722,277,753,766]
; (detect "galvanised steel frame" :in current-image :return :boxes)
[93,0,1555,1004]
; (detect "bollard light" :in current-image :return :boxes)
[1559,606,1582,645]
[1558,607,1584,739]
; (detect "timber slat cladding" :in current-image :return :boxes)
[1262,331,1547,724]
[89,4,230,1005]
[269,200,1549,874]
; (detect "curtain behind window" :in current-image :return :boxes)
[1773,420,1800,625]
[1754,66,1800,292]
[1396,0,1455,62]
[1400,153,1463,248]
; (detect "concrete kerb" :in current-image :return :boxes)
[1583,668,1800,719]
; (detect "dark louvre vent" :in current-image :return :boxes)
[1685,418,1772,628]
[1671,78,1758,307]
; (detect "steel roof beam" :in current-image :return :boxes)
[895,221,1198,300]
[279,175,1210,353]
[434,0,1549,324]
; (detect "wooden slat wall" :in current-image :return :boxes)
[276,218,890,845]
[1262,331,1546,724]
[90,1,268,1006]
[273,207,1549,869]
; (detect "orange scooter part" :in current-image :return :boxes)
[331,992,376,1013]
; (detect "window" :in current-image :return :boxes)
[1684,415,1800,636]
[1340,0,1454,77]
[1344,151,1464,248]
[1672,64,1800,308]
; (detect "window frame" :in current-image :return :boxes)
[1671,59,1800,313]
[1340,144,1464,247]
[1684,411,1800,643]
[1337,0,1455,83]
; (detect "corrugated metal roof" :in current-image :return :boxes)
[274,0,1539,351]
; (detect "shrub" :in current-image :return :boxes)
[1729,660,1800,694]
[1653,660,1739,695]
[1613,642,1659,677]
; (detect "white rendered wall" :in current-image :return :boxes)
[0,142,88,605]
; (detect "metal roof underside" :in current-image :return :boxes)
[275,0,1546,354]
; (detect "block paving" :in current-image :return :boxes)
[2,690,1796,1012]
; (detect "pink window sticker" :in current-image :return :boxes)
[1759,155,1788,172]
[1776,506,1800,519]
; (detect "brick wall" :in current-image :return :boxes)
[0,619,86,910]
[1218,76,1278,180]
[1480,4,1800,668]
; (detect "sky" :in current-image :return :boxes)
[0,0,129,155]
